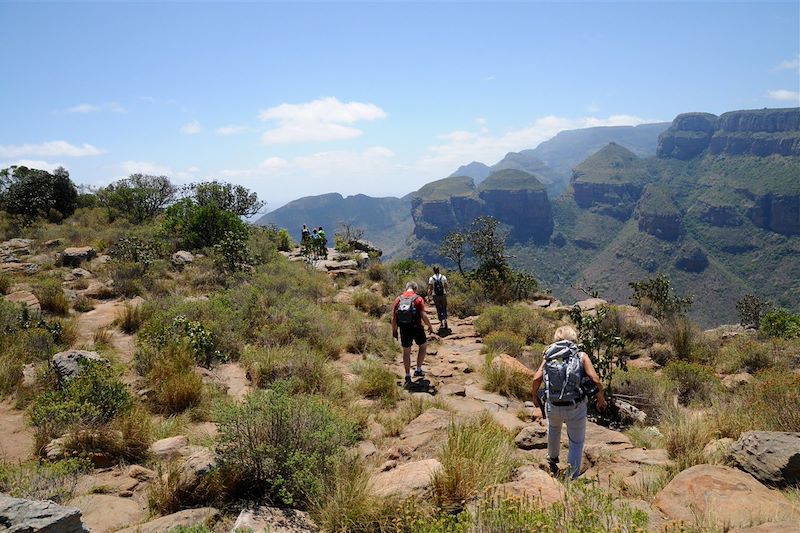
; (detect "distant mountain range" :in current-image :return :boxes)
[258,121,669,255]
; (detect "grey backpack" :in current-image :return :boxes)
[543,340,584,402]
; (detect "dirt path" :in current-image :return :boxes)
[75,298,141,362]
[0,399,34,462]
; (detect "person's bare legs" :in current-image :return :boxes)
[416,342,427,372]
[403,346,412,376]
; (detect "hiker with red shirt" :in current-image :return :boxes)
[391,281,435,387]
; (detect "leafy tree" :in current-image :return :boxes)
[0,165,78,221]
[468,216,507,274]
[185,180,265,217]
[163,199,249,249]
[439,231,466,274]
[760,309,800,339]
[629,273,692,319]
[736,293,774,329]
[97,174,177,223]
[569,305,626,393]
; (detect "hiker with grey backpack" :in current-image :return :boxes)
[392,281,435,387]
[531,326,606,479]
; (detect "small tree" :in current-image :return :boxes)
[163,199,250,249]
[439,231,466,274]
[185,180,265,217]
[468,216,508,274]
[736,293,774,329]
[569,305,626,394]
[0,165,78,221]
[629,273,693,320]
[97,174,177,223]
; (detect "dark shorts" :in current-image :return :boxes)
[399,324,427,348]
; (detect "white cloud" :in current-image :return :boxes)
[0,141,104,158]
[258,97,387,144]
[120,160,173,176]
[416,114,653,176]
[767,89,800,102]
[65,102,127,113]
[180,121,203,134]
[0,160,65,172]
[775,56,800,72]
[215,125,250,135]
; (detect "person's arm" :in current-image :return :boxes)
[582,353,607,410]
[531,360,545,418]
[419,298,434,334]
[391,300,398,339]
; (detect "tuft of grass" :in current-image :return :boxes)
[661,410,714,473]
[34,278,70,316]
[662,316,698,361]
[72,295,95,312]
[715,336,776,374]
[481,330,525,358]
[147,345,204,415]
[615,367,671,422]
[93,327,114,349]
[432,414,518,512]
[115,302,145,334]
[483,354,532,401]
[354,360,399,407]
[0,458,92,503]
[352,289,386,317]
[241,343,340,397]
[663,361,719,406]
[0,354,23,396]
[345,315,395,358]
[475,304,555,345]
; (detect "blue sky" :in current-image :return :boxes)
[1,1,798,210]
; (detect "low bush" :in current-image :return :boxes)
[109,261,145,297]
[483,354,532,401]
[352,289,386,317]
[0,458,91,503]
[475,304,554,345]
[431,415,518,512]
[742,370,800,432]
[72,295,95,312]
[241,343,337,396]
[34,278,69,316]
[615,367,671,421]
[116,302,146,334]
[660,410,714,473]
[715,336,776,374]
[0,274,10,295]
[214,387,361,508]
[662,316,697,361]
[255,298,344,358]
[760,309,800,339]
[345,317,394,358]
[481,330,525,358]
[147,344,204,414]
[663,361,719,406]
[354,360,399,407]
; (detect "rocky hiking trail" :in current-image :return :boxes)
[2,244,800,532]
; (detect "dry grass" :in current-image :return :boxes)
[34,279,70,316]
[354,360,400,407]
[115,302,145,334]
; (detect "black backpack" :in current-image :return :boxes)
[432,275,445,296]
[396,295,419,325]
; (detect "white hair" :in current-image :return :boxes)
[405,281,418,291]
[553,325,578,343]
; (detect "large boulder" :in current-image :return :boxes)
[176,446,218,494]
[515,424,548,450]
[654,464,800,528]
[0,494,87,533]
[115,507,219,533]
[729,431,800,487]
[232,505,319,532]
[369,458,442,498]
[52,350,106,382]
[60,246,97,267]
[490,353,535,378]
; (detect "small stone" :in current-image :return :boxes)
[149,435,189,461]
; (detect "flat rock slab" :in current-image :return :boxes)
[729,522,800,533]
[52,350,106,382]
[233,506,319,532]
[0,494,87,533]
[465,385,510,409]
[490,409,527,433]
[654,464,800,529]
[116,507,219,533]
[584,422,633,450]
[516,424,548,450]
[4,290,40,311]
[492,465,564,506]
[438,383,465,396]
[214,363,252,401]
[369,458,442,498]
[68,494,145,533]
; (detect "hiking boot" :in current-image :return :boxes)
[547,457,559,476]
[413,368,424,378]
[404,375,412,387]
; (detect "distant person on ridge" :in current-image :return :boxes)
[427,266,449,332]
[392,281,435,387]
[531,326,606,479]
[301,224,311,242]
[317,226,327,257]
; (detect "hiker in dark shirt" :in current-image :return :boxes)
[391,281,434,387]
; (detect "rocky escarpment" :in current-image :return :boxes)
[570,143,651,220]
[658,108,800,160]
[411,171,554,243]
[746,191,800,235]
[636,185,683,241]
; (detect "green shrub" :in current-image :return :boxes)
[742,370,800,432]
[72,295,95,313]
[276,229,292,252]
[737,293,774,328]
[241,343,337,396]
[97,174,177,223]
[352,289,386,317]
[109,261,145,297]
[481,330,525,358]
[108,236,164,267]
[345,317,394,358]
[163,199,249,249]
[663,361,719,406]
[0,166,78,221]
[34,279,69,316]
[760,309,800,339]
[212,228,251,273]
[475,304,554,345]
[214,387,361,507]
[354,360,399,407]
[432,415,517,512]
[255,298,344,358]
[715,336,776,374]
[629,273,693,320]
[0,274,10,295]
[147,344,204,414]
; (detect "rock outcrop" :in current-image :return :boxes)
[0,495,87,533]
[636,185,682,241]
[658,108,800,160]
[746,192,800,235]
[52,350,107,382]
[729,431,800,487]
[232,506,319,532]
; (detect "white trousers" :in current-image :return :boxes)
[545,398,587,479]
